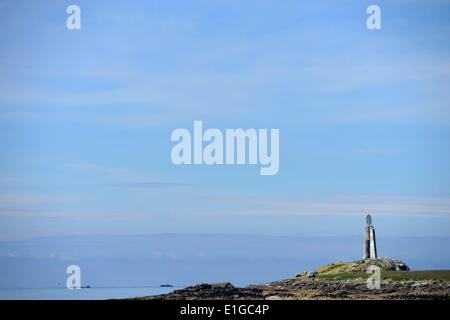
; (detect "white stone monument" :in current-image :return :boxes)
[363,214,377,259]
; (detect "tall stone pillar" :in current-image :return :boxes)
[363,214,377,259]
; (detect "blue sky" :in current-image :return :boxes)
[0,0,450,245]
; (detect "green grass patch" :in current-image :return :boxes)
[318,270,450,282]
[319,272,368,280]
[383,270,450,281]
[320,263,348,274]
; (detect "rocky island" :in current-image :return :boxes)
[133,258,450,300]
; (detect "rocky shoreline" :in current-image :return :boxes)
[135,278,450,300]
[133,259,450,300]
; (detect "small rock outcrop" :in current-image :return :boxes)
[317,258,410,275]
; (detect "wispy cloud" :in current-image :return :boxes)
[192,193,450,217]
[0,191,148,219]
[108,182,191,188]
[65,162,190,188]
[0,192,75,208]
[65,162,136,177]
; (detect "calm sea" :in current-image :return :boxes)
[0,286,178,300]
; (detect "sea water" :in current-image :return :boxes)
[0,286,177,300]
